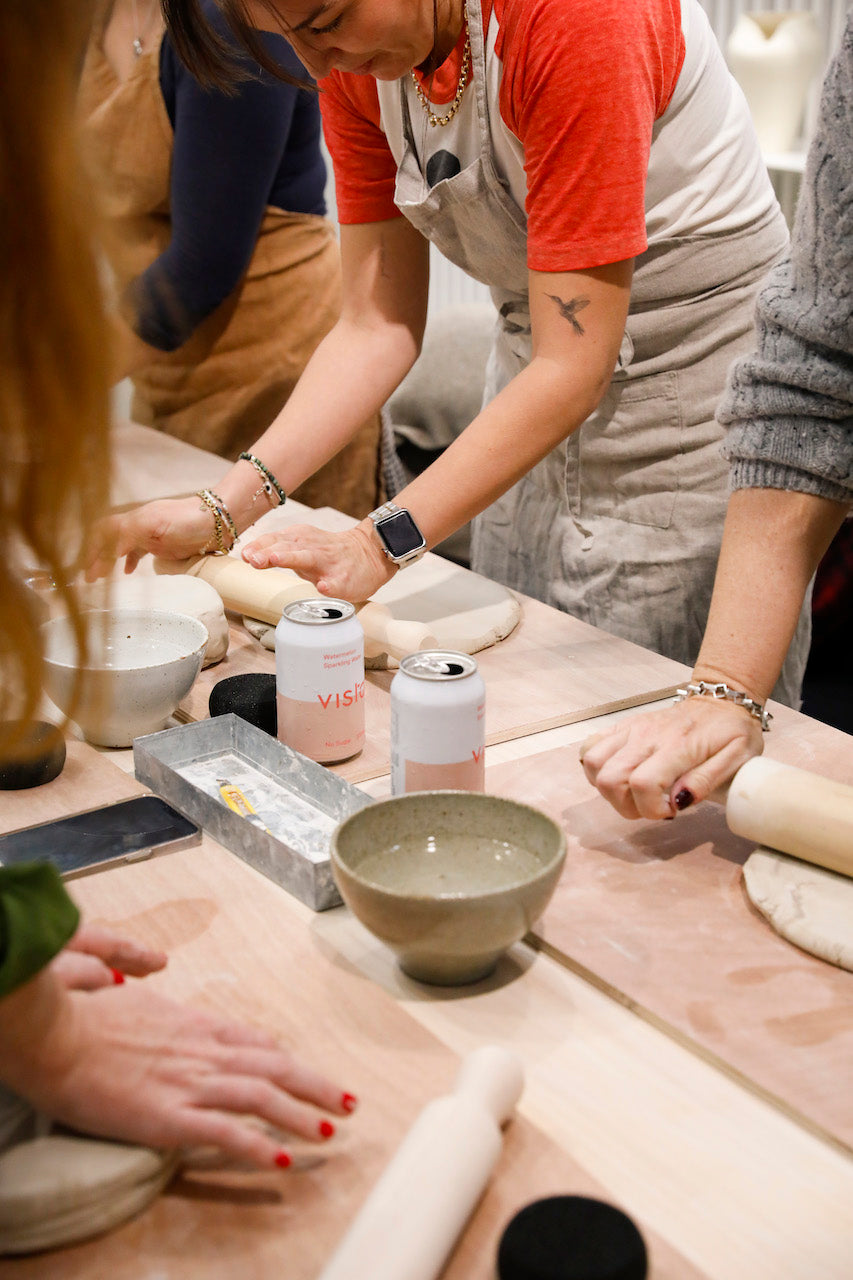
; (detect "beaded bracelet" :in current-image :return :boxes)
[195,489,237,556]
[673,681,773,732]
[238,452,286,509]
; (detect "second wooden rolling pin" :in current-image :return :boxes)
[727,757,853,879]
[318,1045,524,1280]
[154,555,438,664]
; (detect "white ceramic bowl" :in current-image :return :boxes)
[42,608,207,747]
[331,791,567,985]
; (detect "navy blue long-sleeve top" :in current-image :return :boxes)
[130,5,326,351]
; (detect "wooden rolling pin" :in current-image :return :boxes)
[154,555,438,664]
[318,1045,524,1280]
[727,757,853,879]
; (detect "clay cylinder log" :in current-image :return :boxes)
[154,556,437,663]
[318,1045,524,1280]
[726,758,853,879]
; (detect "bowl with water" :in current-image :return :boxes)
[330,791,566,984]
[42,608,207,748]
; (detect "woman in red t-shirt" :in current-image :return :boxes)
[97,0,805,694]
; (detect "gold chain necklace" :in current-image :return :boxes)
[411,14,471,128]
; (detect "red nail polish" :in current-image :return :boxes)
[341,1092,357,1113]
[111,968,125,985]
[274,1150,292,1169]
[674,788,694,811]
[319,1119,335,1139]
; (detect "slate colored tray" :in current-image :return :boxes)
[133,714,371,910]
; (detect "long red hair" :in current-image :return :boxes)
[0,1,111,746]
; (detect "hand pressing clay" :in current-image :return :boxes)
[743,849,853,972]
[81,574,228,667]
[0,1133,179,1254]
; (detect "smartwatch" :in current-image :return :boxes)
[367,503,427,568]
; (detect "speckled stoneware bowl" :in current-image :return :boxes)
[331,791,567,985]
[42,608,207,748]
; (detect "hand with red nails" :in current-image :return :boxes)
[0,967,355,1170]
[579,696,764,821]
[50,922,168,991]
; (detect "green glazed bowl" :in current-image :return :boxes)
[331,790,566,985]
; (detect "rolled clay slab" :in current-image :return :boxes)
[241,556,522,669]
[743,848,853,972]
[80,573,229,667]
[0,1133,178,1254]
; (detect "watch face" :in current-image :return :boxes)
[376,509,426,559]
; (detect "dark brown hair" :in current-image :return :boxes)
[162,0,309,90]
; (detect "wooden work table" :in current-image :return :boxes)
[1,423,851,1278]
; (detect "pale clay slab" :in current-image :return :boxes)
[743,847,853,972]
[233,502,520,668]
[0,1133,178,1254]
[243,558,521,669]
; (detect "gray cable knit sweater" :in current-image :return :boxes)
[718,13,853,507]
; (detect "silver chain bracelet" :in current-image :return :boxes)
[673,681,773,732]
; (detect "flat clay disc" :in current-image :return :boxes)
[743,847,853,972]
[0,1133,178,1254]
[243,558,521,670]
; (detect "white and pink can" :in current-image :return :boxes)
[390,650,485,795]
[275,599,365,763]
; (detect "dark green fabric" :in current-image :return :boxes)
[0,863,79,999]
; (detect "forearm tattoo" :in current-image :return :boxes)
[546,292,591,336]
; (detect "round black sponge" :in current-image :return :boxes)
[497,1196,648,1280]
[0,721,67,790]
[208,673,277,737]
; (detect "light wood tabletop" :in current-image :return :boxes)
[2,422,850,1279]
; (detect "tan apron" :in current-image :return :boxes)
[77,17,382,518]
[390,0,808,700]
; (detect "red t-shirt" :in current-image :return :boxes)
[320,0,684,272]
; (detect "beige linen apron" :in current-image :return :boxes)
[77,18,382,518]
[392,0,807,700]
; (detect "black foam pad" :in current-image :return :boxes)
[0,721,67,790]
[497,1196,648,1280]
[208,673,277,737]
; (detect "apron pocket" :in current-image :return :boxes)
[568,371,681,530]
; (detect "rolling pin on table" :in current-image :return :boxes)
[155,553,440,665]
[726,756,853,878]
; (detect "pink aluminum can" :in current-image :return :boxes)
[390,650,485,794]
[275,599,365,763]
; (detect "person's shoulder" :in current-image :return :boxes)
[320,71,381,125]
[495,0,676,39]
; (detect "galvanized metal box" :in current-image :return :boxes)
[133,715,372,910]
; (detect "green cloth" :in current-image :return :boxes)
[0,863,79,999]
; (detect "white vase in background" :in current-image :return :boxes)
[727,11,823,154]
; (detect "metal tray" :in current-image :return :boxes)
[133,715,371,910]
